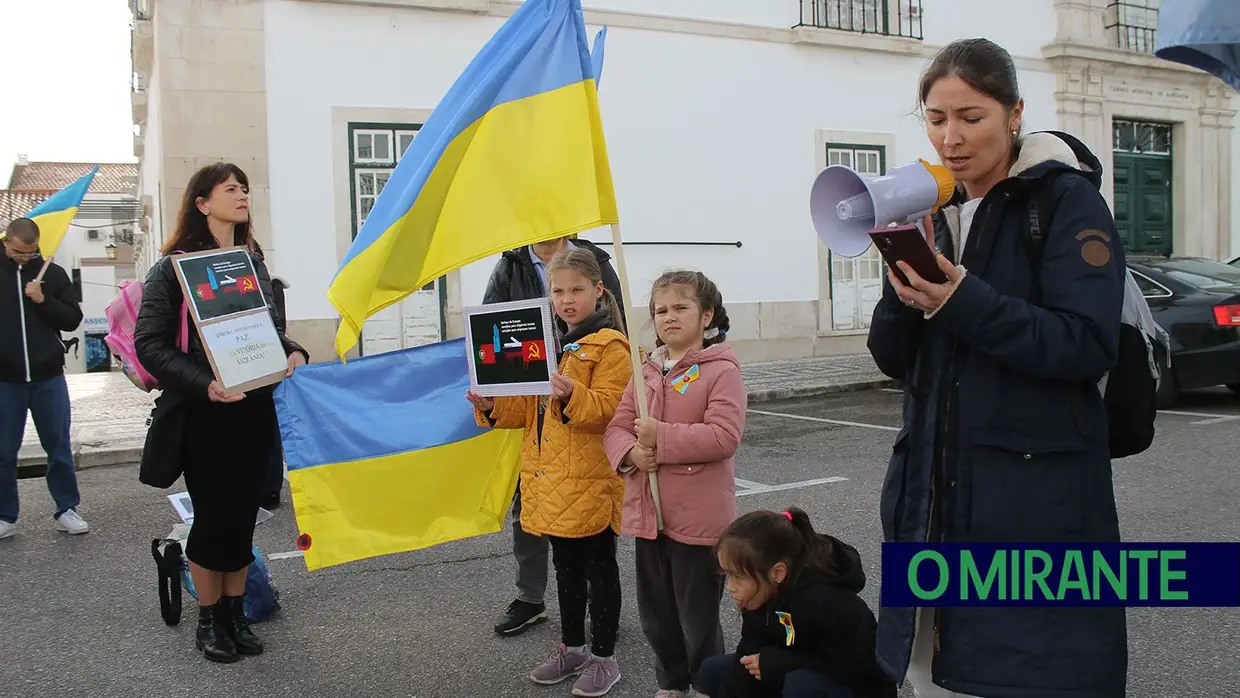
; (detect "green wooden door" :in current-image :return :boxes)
[1112,153,1172,255]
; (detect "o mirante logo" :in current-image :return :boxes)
[880,542,1240,607]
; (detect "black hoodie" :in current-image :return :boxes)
[481,238,624,310]
[726,534,897,698]
[0,253,82,383]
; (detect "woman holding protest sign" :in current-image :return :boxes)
[135,163,309,664]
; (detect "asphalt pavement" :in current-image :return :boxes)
[2,388,1239,698]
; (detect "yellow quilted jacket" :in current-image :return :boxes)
[478,328,631,539]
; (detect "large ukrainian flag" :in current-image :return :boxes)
[5,167,98,259]
[328,0,618,360]
[276,338,524,571]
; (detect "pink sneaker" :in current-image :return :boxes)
[529,644,591,685]
[572,656,621,697]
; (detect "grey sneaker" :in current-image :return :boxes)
[0,520,15,540]
[529,644,591,685]
[54,509,89,535]
[572,656,621,697]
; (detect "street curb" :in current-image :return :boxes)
[17,443,144,478]
[745,377,899,404]
[16,378,898,477]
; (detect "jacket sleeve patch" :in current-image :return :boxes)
[1076,229,1112,267]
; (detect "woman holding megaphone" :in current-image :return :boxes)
[866,39,1128,698]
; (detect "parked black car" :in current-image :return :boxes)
[1127,256,1240,406]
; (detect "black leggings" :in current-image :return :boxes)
[549,530,621,657]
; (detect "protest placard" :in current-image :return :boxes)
[462,297,558,397]
[171,247,288,395]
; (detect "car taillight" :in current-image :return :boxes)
[1213,304,1240,326]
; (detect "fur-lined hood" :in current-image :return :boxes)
[1009,130,1102,185]
[942,130,1104,211]
[938,130,1103,258]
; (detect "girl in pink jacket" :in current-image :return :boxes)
[605,270,747,698]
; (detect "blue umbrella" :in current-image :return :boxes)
[1155,0,1240,91]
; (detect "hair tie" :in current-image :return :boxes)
[782,511,793,522]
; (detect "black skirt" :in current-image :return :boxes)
[181,387,276,572]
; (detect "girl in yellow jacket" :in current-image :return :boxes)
[467,248,631,698]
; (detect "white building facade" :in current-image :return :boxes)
[129,0,1237,364]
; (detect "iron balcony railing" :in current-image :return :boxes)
[1105,0,1161,53]
[796,0,924,40]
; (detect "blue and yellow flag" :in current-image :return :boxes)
[14,166,98,259]
[327,0,618,360]
[275,338,523,571]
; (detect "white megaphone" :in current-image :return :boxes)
[810,159,956,258]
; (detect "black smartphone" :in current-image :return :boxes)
[869,224,948,286]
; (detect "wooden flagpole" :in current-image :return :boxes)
[607,222,663,531]
[34,256,53,282]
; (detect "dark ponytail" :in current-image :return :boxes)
[785,506,836,573]
[714,507,839,594]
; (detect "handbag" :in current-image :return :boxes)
[139,390,189,489]
[138,266,194,490]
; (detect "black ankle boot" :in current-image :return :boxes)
[195,603,239,663]
[221,595,264,655]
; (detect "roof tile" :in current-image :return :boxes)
[0,190,52,222]
[7,162,138,194]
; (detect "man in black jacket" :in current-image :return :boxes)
[484,235,624,636]
[0,218,88,540]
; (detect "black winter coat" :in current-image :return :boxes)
[0,254,82,383]
[134,246,307,400]
[271,278,288,334]
[481,238,624,309]
[868,132,1128,697]
[725,535,897,698]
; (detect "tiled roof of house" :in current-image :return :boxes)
[7,162,138,194]
[0,190,52,222]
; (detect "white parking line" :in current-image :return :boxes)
[748,408,900,432]
[1158,409,1240,425]
[268,550,305,561]
[736,476,848,497]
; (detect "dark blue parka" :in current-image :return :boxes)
[868,132,1128,698]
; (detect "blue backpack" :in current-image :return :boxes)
[153,537,281,624]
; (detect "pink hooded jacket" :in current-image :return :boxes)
[604,342,747,546]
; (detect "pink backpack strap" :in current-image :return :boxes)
[119,281,141,322]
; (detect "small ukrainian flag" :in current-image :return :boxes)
[776,611,795,646]
[11,167,98,259]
